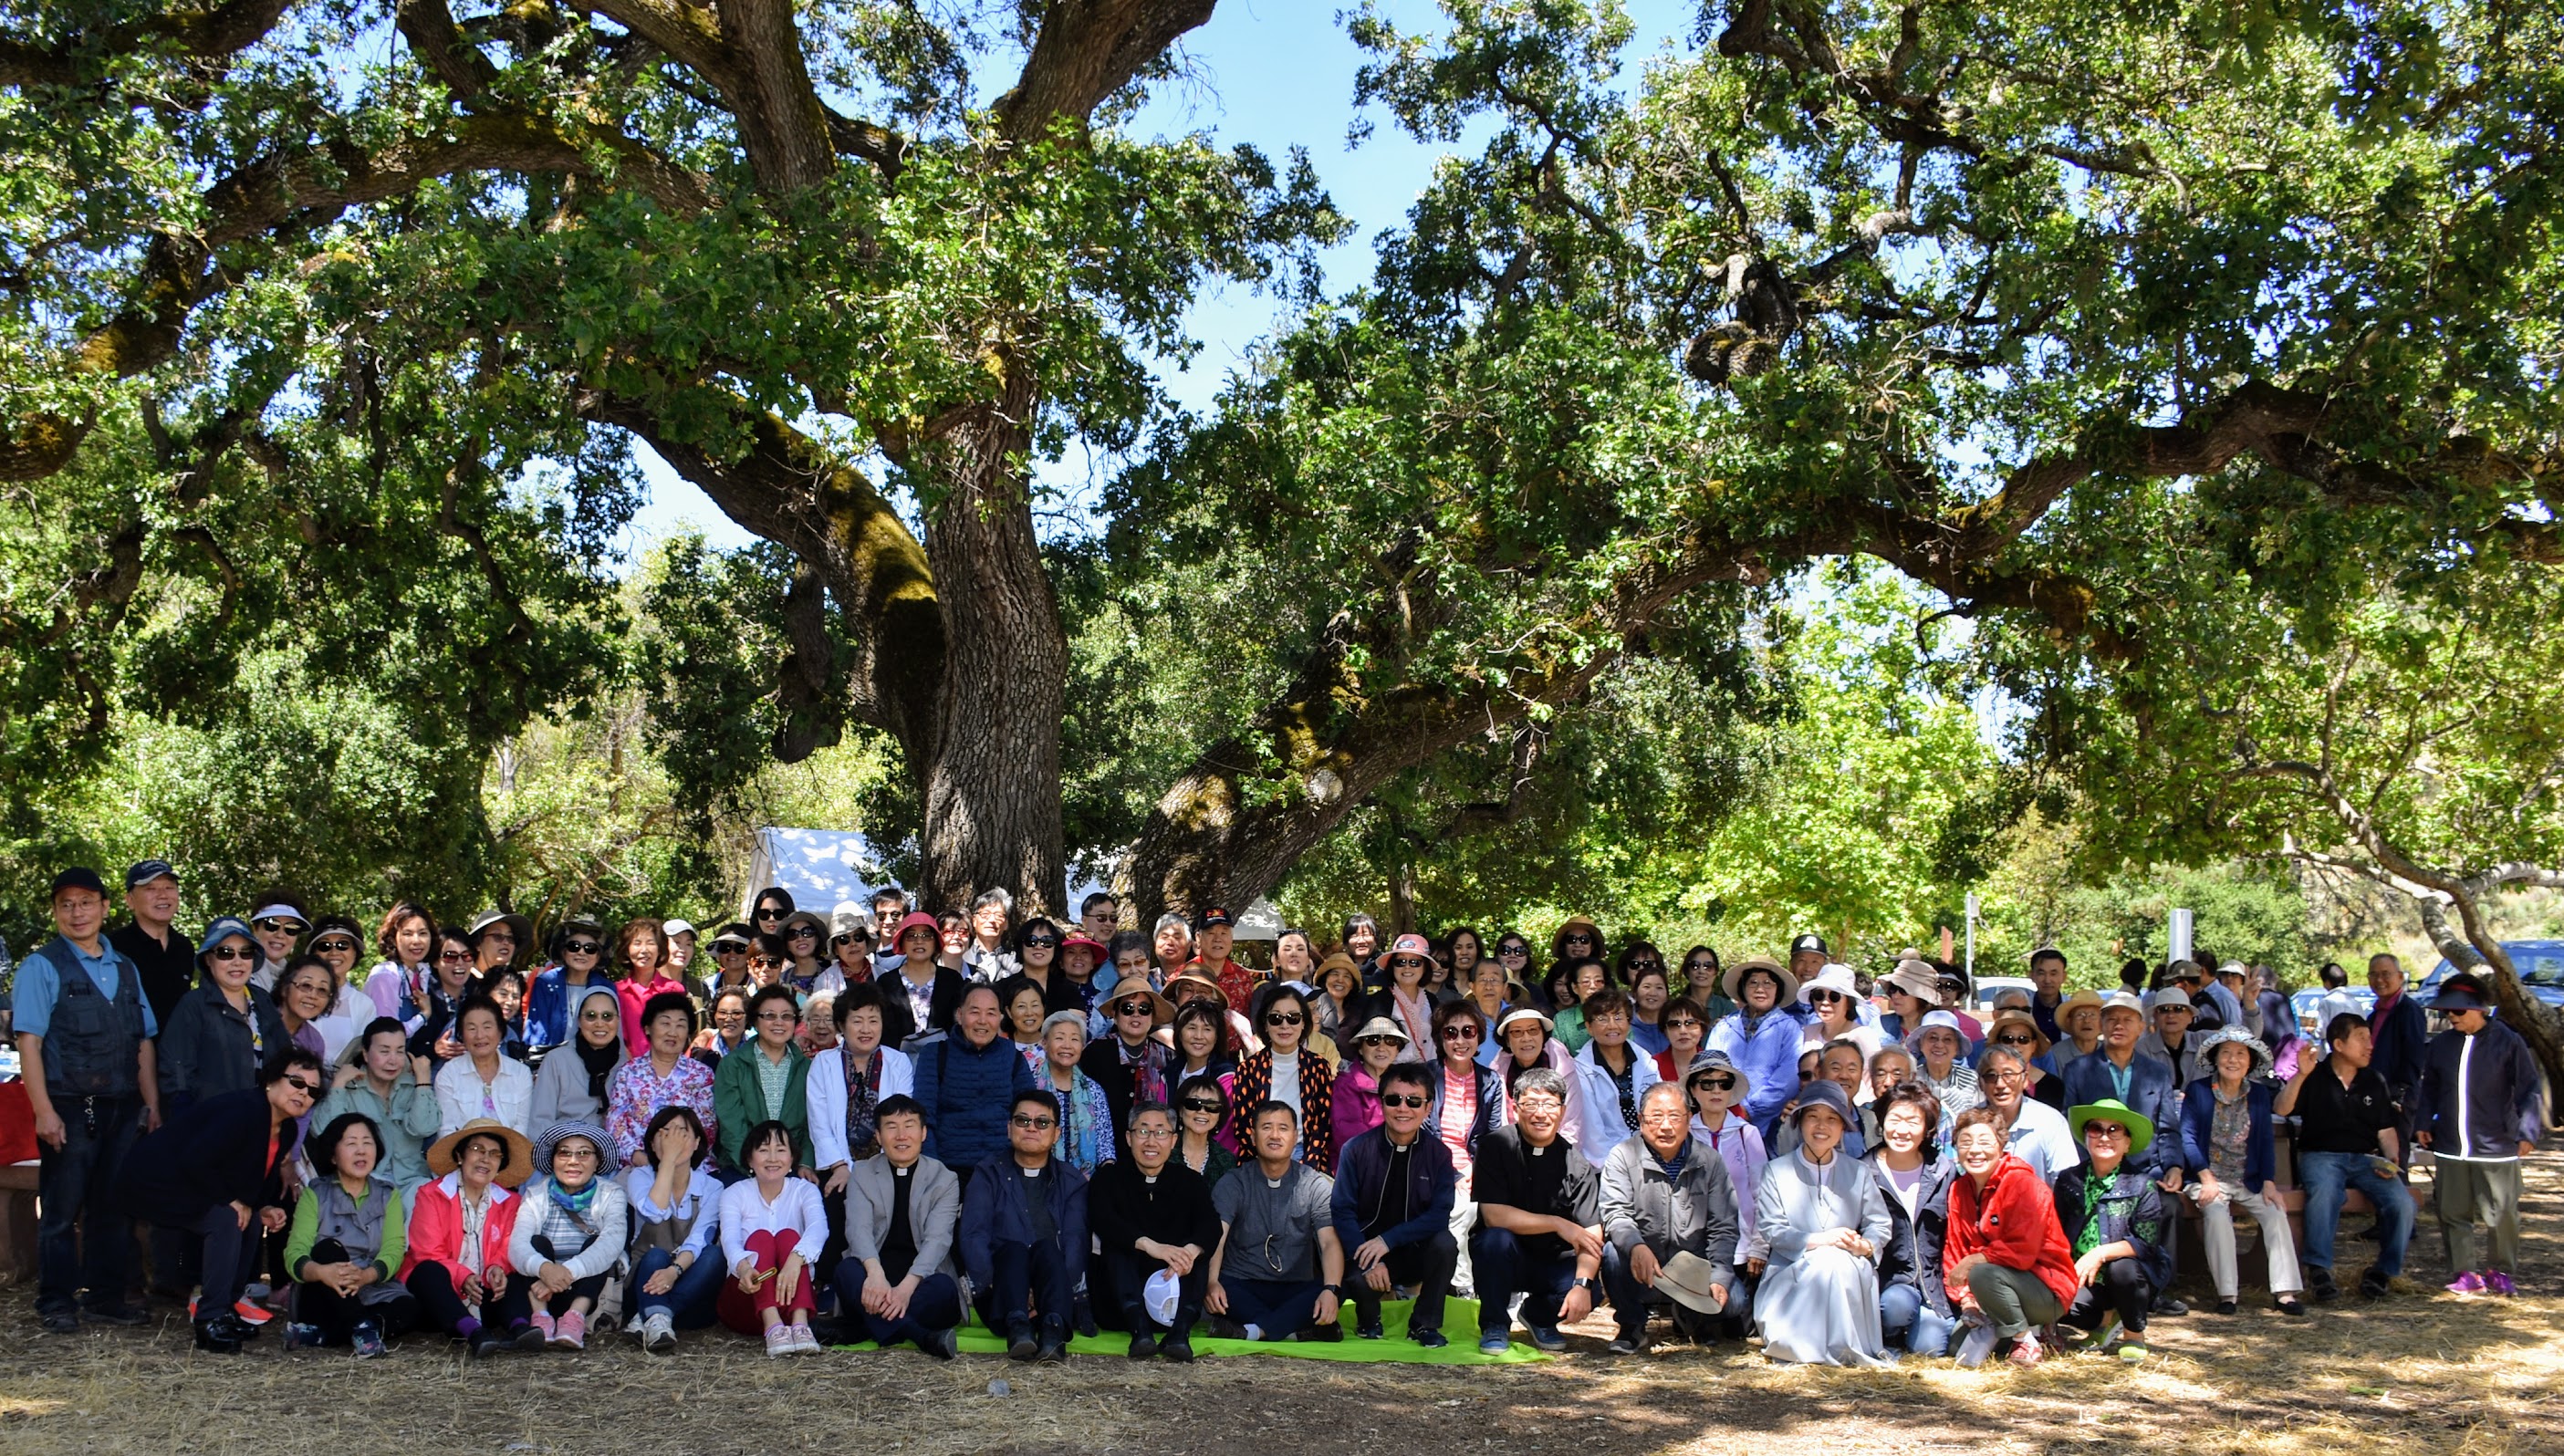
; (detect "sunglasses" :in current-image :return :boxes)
[579,1006,619,1021]
[788,927,818,940]
[562,940,603,955]
[1808,990,1846,1004]
[1562,933,1593,944]
[254,918,307,933]
[1010,1115,1057,1129]
[1995,1033,2038,1045]
[2084,1124,2130,1139]
[282,1077,321,1097]
[1628,959,1662,972]
[756,909,785,920]
[1690,1076,1737,1091]
[829,934,861,948]
[1664,1018,1702,1031]
[311,938,357,954]
[1683,960,1714,972]
[1439,1026,1480,1041]
[1381,1093,1428,1109]
[1181,1098,1225,1114]
[1266,1012,1304,1026]
[439,950,474,963]
[1023,935,1058,949]
[1498,947,1528,958]
[1357,1035,1403,1047]
[210,945,256,962]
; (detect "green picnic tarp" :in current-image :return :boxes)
[833,1296,1551,1366]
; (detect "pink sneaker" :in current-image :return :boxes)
[2483,1271,2517,1297]
[528,1310,557,1342]
[549,1310,588,1350]
[2444,1271,2486,1295]
[764,1324,796,1357]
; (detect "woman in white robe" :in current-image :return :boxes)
[1750,1079,1892,1367]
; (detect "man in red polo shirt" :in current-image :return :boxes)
[1187,909,1260,1014]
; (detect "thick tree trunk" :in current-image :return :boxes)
[909,375,1068,915]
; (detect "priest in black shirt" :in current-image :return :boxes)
[1088,1101,1220,1359]
[1329,1062,1459,1346]
[833,1095,965,1357]
[1469,1066,1603,1354]
[2274,1014,2415,1301]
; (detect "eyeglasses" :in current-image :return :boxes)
[1986,1068,2027,1085]
[1266,1012,1304,1026]
[1439,1026,1479,1041]
[551,1143,599,1160]
[1010,1115,1057,1129]
[561,940,603,955]
[1381,1093,1428,1109]
[282,1076,321,1097]
[1515,1096,1563,1112]
[1023,935,1058,949]
[254,918,307,934]
[312,938,357,954]
[1180,1098,1225,1114]
[1089,910,1120,923]
[210,945,256,962]
[756,1007,799,1023]
[439,950,474,963]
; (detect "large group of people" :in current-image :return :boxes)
[6,862,2545,1369]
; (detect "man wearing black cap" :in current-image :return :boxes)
[13,868,162,1333]
[1787,933,1829,988]
[108,860,195,1029]
[2415,976,2541,1295]
[1188,908,1257,1014]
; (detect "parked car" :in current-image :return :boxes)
[1967,975,2038,1012]
[2291,986,2373,1040]
[2417,941,2564,1025]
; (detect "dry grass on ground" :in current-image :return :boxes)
[2,1157,2558,1456]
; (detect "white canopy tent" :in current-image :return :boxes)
[746,828,1283,939]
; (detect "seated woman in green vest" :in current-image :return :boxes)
[714,984,813,1174]
[285,1111,419,1357]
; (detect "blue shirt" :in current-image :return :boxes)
[13,938,160,1040]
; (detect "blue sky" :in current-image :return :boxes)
[614,0,1694,559]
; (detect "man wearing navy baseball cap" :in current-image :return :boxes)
[15,867,162,1333]
[109,859,195,1028]
[2416,975,2542,1295]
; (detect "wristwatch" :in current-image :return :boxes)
[1573,1276,1599,1293]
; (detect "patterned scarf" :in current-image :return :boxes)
[1117,1036,1171,1107]
[841,1045,885,1161]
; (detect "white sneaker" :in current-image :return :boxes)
[642,1312,676,1355]
[788,1322,823,1355]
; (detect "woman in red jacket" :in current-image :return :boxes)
[1943,1107,2077,1368]
[401,1118,535,1356]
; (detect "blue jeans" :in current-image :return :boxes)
[830,1264,963,1347]
[630,1246,725,1327]
[1879,1281,1957,1357]
[1468,1226,1579,1336]
[2298,1149,2414,1277]
[35,1092,141,1313]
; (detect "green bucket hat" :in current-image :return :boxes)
[2068,1097,2155,1159]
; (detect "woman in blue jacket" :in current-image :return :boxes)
[2177,1027,2306,1316]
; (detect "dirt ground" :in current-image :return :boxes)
[2,1157,2558,1456]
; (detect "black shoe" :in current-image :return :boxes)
[1356,1319,1384,1340]
[1202,1313,1248,1340]
[1161,1331,1196,1363]
[1127,1330,1157,1360]
[2358,1266,2393,1299]
[2152,1295,2188,1317]
[38,1306,80,1336]
[1072,1295,1099,1339]
[1412,1327,1448,1349]
[1607,1333,1649,1356]
[1006,1323,1037,1361]
[84,1302,148,1326]
[1035,1322,1069,1363]
[2276,1295,2308,1317]
[2308,1266,2340,1304]
[2214,1298,2238,1316]
[1297,1319,1343,1343]
[193,1319,245,1354]
[919,1326,958,1360]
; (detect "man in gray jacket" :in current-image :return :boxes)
[1599,1081,1739,1354]
[831,1095,965,1357]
